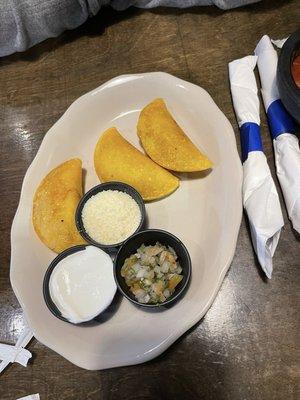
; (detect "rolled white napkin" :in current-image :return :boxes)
[17,395,40,400]
[0,322,33,374]
[255,35,300,233]
[229,55,284,278]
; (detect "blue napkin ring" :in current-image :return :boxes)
[240,122,263,163]
[267,99,295,139]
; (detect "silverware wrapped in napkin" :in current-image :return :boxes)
[255,35,300,234]
[229,55,284,278]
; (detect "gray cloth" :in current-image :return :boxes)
[0,0,260,57]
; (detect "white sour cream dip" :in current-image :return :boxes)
[49,246,116,324]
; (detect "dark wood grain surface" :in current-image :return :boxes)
[0,1,299,399]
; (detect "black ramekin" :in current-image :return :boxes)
[43,244,117,325]
[277,28,300,124]
[114,229,192,309]
[75,182,146,252]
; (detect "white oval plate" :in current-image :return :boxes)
[10,72,242,370]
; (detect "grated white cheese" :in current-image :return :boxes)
[82,190,141,245]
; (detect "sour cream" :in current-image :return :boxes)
[49,246,116,324]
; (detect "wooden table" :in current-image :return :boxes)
[0,1,299,399]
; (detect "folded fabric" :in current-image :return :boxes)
[271,37,288,49]
[0,0,260,57]
[255,35,300,233]
[0,322,33,374]
[229,55,284,278]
